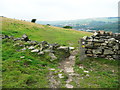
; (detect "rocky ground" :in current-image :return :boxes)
[48,49,81,88]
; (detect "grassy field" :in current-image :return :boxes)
[74,54,119,88]
[1,17,119,88]
[2,17,92,47]
[1,17,92,88]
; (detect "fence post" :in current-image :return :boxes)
[79,38,86,61]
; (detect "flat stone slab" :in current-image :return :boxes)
[65,84,73,88]
[64,67,74,73]
[69,56,75,60]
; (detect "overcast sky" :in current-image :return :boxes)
[0,0,119,21]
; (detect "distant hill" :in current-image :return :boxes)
[37,17,119,33]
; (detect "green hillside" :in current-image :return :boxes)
[37,17,118,33]
[37,17,118,25]
[1,17,119,88]
[2,17,92,47]
[1,17,91,88]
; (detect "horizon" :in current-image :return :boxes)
[2,16,119,22]
[1,0,119,21]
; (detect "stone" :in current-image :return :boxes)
[21,34,29,41]
[28,41,38,45]
[28,46,35,50]
[93,32,98,36]
[108,38,116,43]
[9,36,14,39]
[66,78,72,83]
[41,41,48,45]
[68,73,79,76]
[99,55,105,58]
[86,74,90,77]
[104,32,110,36]
[69,47,75,50]
[104,49,114,55]
[86,54,93,57]
[14,38,21,41]
[99,31,105,35]
[1,34,4,39]
[19,44,25,47]
[59,69,63,72]
[79,66,84,69]
[113,55,120,60]
[44,49,51,53]
[87,39,93,42]
[52,43,60,48]
[109,32,113,36]
[69,56,75,61]
[86,50,92,54]
[94,36,100,39]
[64,67,74,73]
[65,84,73,88]
[49,53,57,60]
[58,74,64,78]
[20,56,25,58]
[82,31,120,60]
[84,70,89,73]
[101,43,107,46]
[93,49,102,54]
[118,50,120,54]
[38,51,44,55]
[49,68,55,71]
[49,43,60,49]
[113,43,119,50]
[83,36,88,40]
[93,43,101,46]
[31,49,39,52]
[57,46,69,51]
[4,35,9,39]
[21,47,26,51]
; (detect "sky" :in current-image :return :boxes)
[0,0,119,21]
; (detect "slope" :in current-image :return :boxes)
[2,17,92,47]
[1,17,92,88]
[1,17,119,88]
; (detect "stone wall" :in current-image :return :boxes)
[1,34,75,61]
[81,31,120,60]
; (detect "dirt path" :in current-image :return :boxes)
[48,49,80,88]
[48,70,61,88]
[59,49,79,88]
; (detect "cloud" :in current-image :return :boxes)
[0,0,119,21]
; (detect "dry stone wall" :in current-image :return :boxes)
[1,34,75,61]
[81,31,120,60]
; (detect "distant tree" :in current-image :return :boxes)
[63,26,72,29]
[46,24,50,26]
[31,19,36,23]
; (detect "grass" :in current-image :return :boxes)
[1,17,92,47]
[74,53,119,88]
[1,17,92,88]
[1,17,119,88]
[2,39,52,88]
